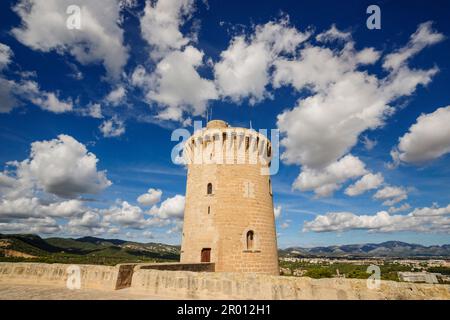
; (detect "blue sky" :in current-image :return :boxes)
[0,0,449,247]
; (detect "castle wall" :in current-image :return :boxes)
[180,121,279,275]
[129,269,450,300]
[1,263,449,300]
[0,262,119,290]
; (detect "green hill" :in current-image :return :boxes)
[0,233,180,265]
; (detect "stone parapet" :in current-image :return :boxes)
[129,269,450,300]
[0,262,120,290]
[0,263,449,299]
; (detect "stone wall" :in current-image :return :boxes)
[129,269,450,300]
[0,262,449,299]
[0,262,120,290]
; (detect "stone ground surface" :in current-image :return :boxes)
[0,283,168,300]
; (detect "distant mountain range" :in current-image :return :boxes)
[1,235,449,263]
[280,241,450,258]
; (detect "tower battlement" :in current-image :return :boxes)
[183,121,272,166]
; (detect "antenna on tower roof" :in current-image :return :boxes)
[249,102,254,130]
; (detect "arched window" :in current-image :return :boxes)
[246,230,254,250]
[207,183,213,195]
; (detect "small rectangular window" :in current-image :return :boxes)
[207,183,213,195]
[246,230,254,250]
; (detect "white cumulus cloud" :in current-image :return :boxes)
[393,105,450,164]
[293,155,367,197]
[103,201,149,229]
[388,203,411,214]
[0,217,61,234]
[83,103,103,119]
[1,134,111,199]
[12,0,129,80]
[214,17,310,104]
[275,22,442,194]
[137,188,162,206]
[134,46,217,121]
[303,204,450,233]
[316,24,351,43]
[345,173,384,196]
[383,21,445,71]
[0,43,13,71]
[140,0,195,59]
[99,116,126,137]
[373,186,408,206]
[149,194,185,219]
[105,86,126,106]
[0,197,85,221]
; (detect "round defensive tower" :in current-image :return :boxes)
[180,119,279,275]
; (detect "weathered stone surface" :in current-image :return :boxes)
[0,263,449,299]
[130,269,450,300]
[0,262,119,290]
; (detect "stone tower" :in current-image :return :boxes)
[180,120,279,275]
